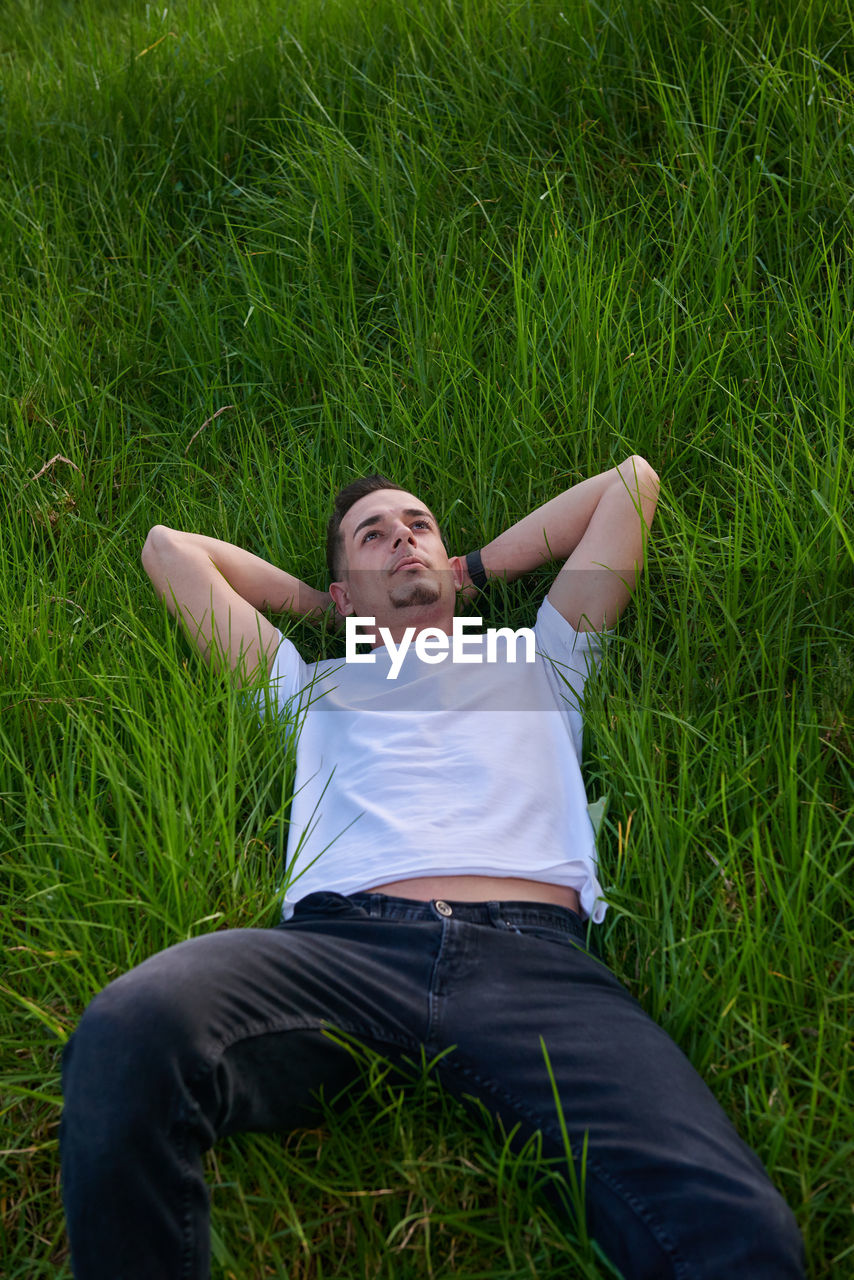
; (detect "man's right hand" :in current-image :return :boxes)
[141,526,329,684]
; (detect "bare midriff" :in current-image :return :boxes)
[366,874,581,916]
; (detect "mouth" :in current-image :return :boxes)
[392,557,426,574]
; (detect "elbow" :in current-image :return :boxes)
[621,454,660,488]
[639,458,661,512]
[616,456,660,530]
[619,455,660,499]
[141,524,178,585]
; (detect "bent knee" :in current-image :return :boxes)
[63,958,204,1113]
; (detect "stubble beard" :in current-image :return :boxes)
[390,577,442,609]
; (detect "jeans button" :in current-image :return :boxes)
[434,900,453,917]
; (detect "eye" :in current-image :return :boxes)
[413,520,430,530]
[362,530,380,543]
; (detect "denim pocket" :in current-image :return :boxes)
[505,917,596,957]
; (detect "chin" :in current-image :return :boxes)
[391,581,442,609]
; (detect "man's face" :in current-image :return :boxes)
[330,488,459,630]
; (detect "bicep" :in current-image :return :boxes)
[142,526,280,683]
[548,458,659,633]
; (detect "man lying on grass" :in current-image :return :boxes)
[60,458,805,1279]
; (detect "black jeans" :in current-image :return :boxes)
[60,892,804,1279]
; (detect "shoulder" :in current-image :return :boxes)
[534,596,607,662]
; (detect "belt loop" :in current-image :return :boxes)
[487,902,515,931]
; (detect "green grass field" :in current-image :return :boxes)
[1,0,852,1275]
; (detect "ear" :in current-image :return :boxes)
[448,554,467,592]
[328,580,353,617]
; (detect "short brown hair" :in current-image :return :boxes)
[325,475,407,581]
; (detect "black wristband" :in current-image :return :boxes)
[465,549,489,591]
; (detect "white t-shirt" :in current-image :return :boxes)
[267,598,607,922]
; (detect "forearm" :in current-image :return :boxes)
[141,527,330,620]
[474,456,658,584]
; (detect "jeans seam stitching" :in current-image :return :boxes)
[425,918,449,1054]
[177,1108,195,1280]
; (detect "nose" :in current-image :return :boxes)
[391,521,416,549]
